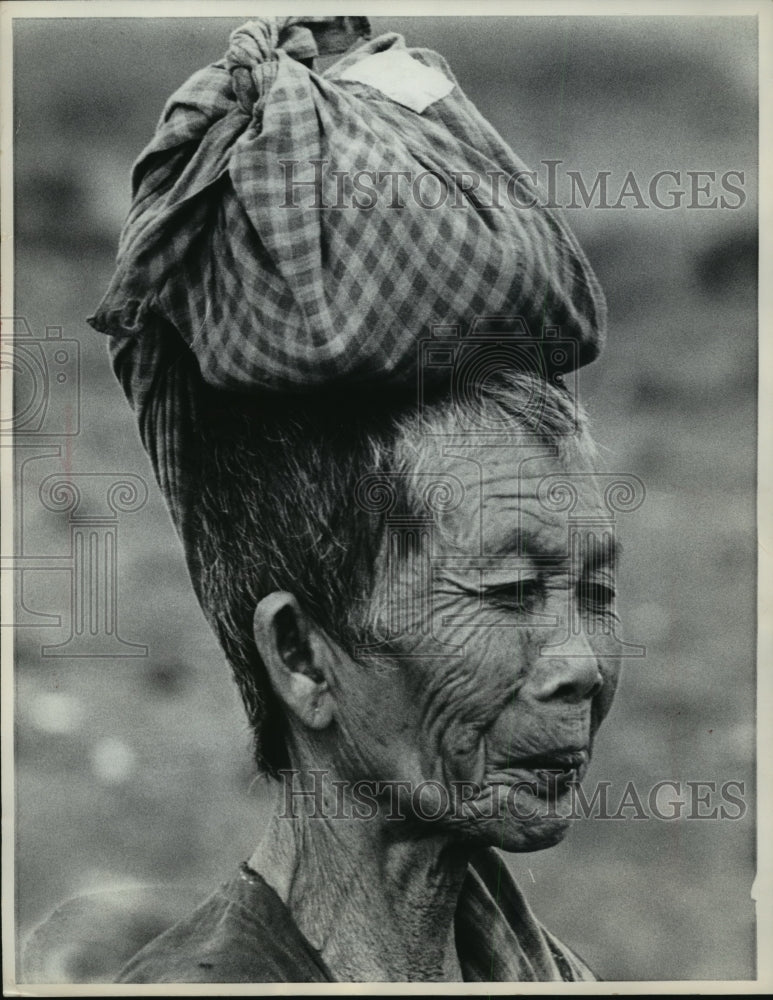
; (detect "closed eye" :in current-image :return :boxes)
[578,581,619,622]
[485,579,547,615]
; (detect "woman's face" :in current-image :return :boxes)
[328,442,624,852]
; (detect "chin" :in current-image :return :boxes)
[496,815,574,853]
[494,778,580,852]
[445,812,573,853]
[439,781,577,852]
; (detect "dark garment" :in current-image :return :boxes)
[116,849,596,984]
[116,864,332,984]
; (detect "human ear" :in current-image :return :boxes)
[253,592,334,730]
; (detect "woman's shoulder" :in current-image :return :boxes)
[115,863,333,984]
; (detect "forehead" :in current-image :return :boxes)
[421,442,606,558]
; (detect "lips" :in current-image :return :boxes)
[506,748,589,797]
[510,749,589,772]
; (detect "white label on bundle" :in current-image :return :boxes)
[334,49,455,114]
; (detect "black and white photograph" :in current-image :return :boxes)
[2,1,768,991]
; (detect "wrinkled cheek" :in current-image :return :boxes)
[331,658,428,782]
[414,690,490,789]
[416,631,522,790]
[440,723,487,787]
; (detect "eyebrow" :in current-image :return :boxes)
[580,533,623,569]
[492,528,623,569]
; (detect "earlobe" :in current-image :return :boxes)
[253,592,335,730]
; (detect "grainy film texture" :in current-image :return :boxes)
[10,13,757,984]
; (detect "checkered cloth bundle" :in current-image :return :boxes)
[89,16,606,392]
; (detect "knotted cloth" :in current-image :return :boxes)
[90,16,606,389]
[88,16,607,580]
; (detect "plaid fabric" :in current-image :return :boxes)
[89,16,606,392]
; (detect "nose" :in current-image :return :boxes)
[527,629,603,705]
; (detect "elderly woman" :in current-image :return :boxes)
[87,16,619,983]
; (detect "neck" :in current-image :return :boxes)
[248,771,470,982]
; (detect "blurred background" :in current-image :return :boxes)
[12,13,757,983]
